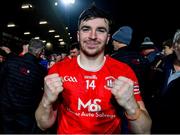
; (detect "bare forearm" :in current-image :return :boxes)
[35,97,57,130]
[128,109,152,134]
[122,98,152,133]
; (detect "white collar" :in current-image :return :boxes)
[77,55,106,72]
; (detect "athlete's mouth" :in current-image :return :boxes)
[85,41,99,48]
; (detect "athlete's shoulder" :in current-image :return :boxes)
[106,55,138,84]
[48,57,77,74]
[58,56,77,65]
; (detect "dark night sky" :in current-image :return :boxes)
[47,0,180,46]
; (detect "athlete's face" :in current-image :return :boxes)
[77,18,110,57]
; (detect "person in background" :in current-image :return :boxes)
[0,39,47,133]
[161,39,173,57]
[39,49,49,70]
[111,26,147,133]
[139,36,160,64]
[151,30,180,133]
[111,26,145,89]
[61,51,68,60]
[48,52,62,69]
[0,53,5,64]
[19,43,29,56]
[68,42,80,58]
[35,4,151,134]
[0,46,11,55]
[138,37,162,106]
[54,52,63,62]
[0,46,15,59]
[149,39,173,74]
[0,49,6,71]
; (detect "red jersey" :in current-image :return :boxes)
[49,55,142,134]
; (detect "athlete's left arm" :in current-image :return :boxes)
[111,76,152,134]
[127,100,152,134]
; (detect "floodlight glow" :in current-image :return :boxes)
[21,4,33,9]
[34,37,40,39]
[46,42,52,49]
[39,21,47,24]
[7,23,15,27]
[58,39,63,41]
[54,2,58,6]
[21,4,29,9]
[48,29,55,33]
[61,0,75,5]
[60,41,65,45]
[54,35,60,38]
[24,32,30,35]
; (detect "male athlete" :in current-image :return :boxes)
[35,5,152,134]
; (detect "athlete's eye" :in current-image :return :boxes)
[80,26,90,32]
[96,28,107,33]
[82,28,89,32]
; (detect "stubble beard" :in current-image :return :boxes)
[80,44,105,57]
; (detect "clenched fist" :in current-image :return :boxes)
[43,73,63,106]
[111,76,139,114]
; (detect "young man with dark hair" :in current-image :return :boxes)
[35,5,151,134]
[68,42,80,58]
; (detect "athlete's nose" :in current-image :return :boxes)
[89,29,97,40]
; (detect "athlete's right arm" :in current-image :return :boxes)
[35,73,63,130]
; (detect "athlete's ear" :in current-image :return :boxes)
[77,31,80,42]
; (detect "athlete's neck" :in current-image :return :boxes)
[77,55,106,72]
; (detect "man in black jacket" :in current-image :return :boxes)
[111,26,146,90]
[0,39,47,133]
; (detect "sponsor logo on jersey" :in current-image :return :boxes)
[84,75,97,80]
[63,76,77,82]
[78,98,101,112]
